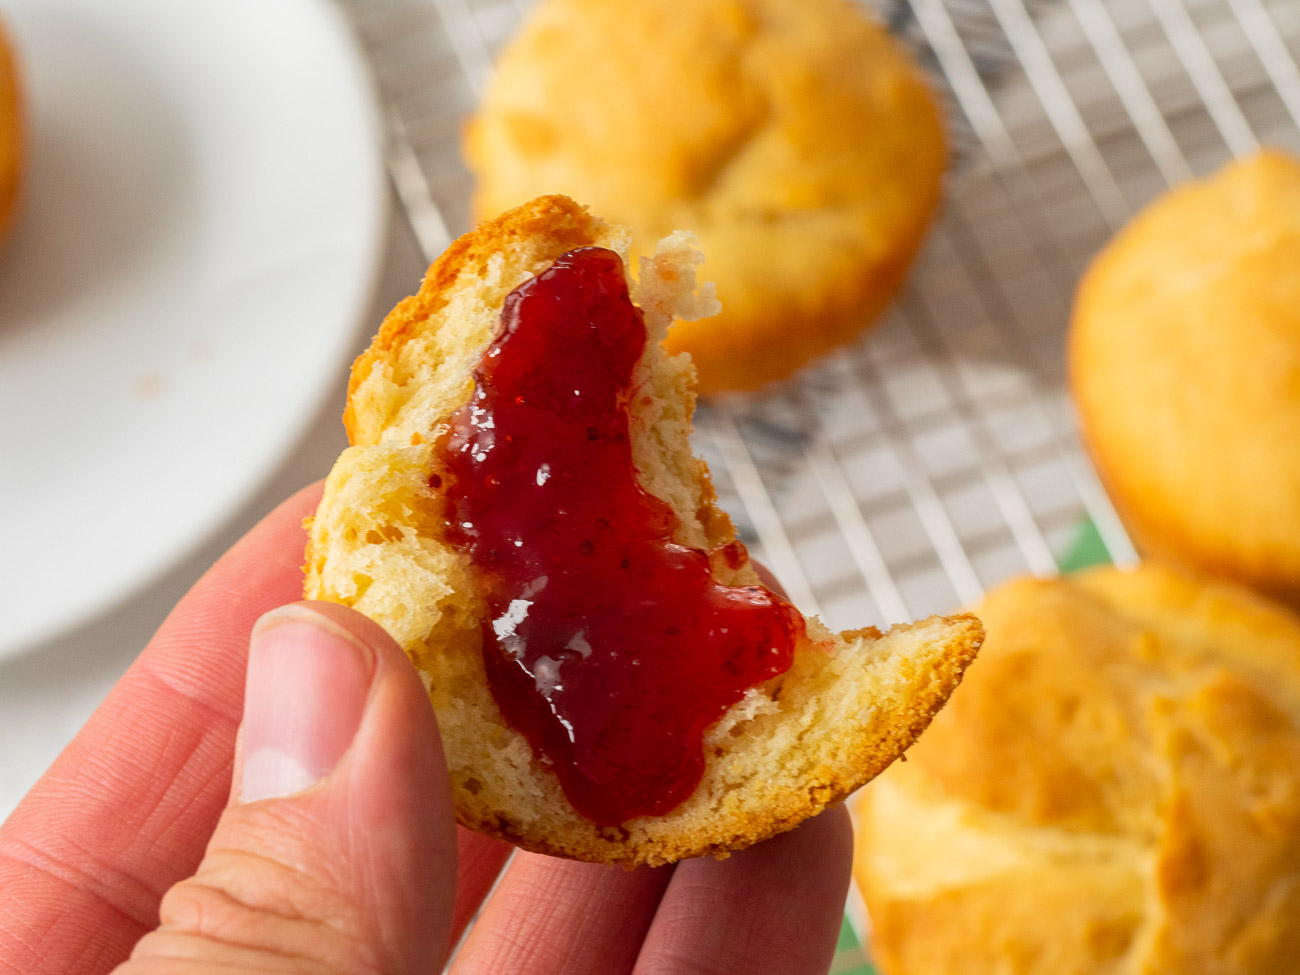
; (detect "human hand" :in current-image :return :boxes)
[0,484,853,975]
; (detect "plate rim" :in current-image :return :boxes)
[0,0,390,661]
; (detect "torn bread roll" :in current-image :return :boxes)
[305,196,981,866]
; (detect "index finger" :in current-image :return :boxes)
[632,804,853,975]
[0,484,321,975]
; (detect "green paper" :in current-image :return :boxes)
[832,917,878,974]
[1058,516,1114,573]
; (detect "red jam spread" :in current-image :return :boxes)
[439,247,802,826]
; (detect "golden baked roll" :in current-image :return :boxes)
[855,563,1300,974]
[304,195,981,865]
[464,0,946,393]
[1071,150,1300,605]
[0,18,22,240]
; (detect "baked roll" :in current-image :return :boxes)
[465,0,946,393]
[1071,150,1300,606]
[0,18,22,240]
[855,563,1300,974]
[305,196,981,865]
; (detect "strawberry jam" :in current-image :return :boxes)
[439,247,801,826]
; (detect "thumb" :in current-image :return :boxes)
[117,602,457,975]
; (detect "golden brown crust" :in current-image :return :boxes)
[307,195,982,865]
[1070,150,1300,606]
[0,19,23,240]
[464,0,946,393]
[344,196,606,444]
[855,563,1300,974]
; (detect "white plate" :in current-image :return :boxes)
[0,0,386,659]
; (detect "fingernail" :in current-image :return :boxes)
[240,604,374,803]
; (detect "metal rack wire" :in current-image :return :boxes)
[343,0,1300,966]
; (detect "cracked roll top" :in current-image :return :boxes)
[856,563,1300,974]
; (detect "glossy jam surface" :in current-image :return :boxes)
[440,247,802,826]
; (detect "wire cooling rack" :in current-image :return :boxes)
[342,0,1300,967]
[341,0,1298,633]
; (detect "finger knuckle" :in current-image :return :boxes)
[137,852,382,975]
